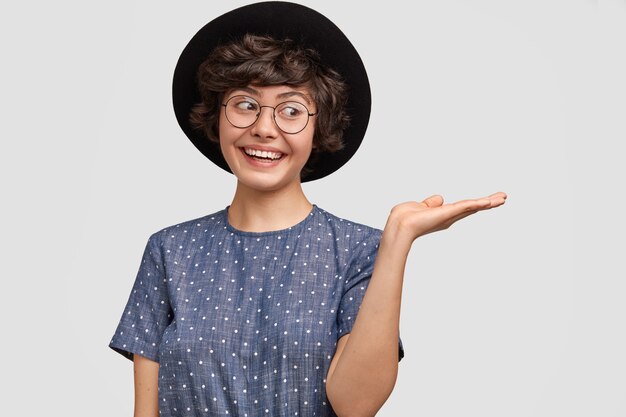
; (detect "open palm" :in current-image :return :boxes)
[385,192,507,242]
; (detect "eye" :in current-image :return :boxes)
[230,96,258,112]
[276,102,307,119]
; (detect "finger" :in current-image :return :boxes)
[484,192,507,208]
[446,193,506,221]
[429,192,506,220]
[488,196,507,208]
[446,209,479,226]
[445,197,504,226]
[465,192,507,210]
[486,191,507,205]
[449,197,491,214]
[422,194,444,208]
[484,191,507,199]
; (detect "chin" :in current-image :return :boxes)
[235,171,302,193]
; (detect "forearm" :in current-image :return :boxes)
[133,354,160,417]
[326,193,507,416]
[326,221,412,417]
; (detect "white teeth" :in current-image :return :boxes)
[244,147,283,160]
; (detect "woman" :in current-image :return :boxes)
[109,2,507,417]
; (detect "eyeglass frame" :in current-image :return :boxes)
[221,95,318,135]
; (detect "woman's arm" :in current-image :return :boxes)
[133,354,160,417]
[326,192,507,417]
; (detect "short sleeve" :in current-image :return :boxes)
[108,233,173,362]
[337,230,405,362]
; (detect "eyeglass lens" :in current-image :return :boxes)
[223,95,312,134]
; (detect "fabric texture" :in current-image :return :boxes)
[109,205,404,416]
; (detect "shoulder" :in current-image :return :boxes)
[312,205,382,250]
[145,208,228,248]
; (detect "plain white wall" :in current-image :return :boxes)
[2,0,625,416]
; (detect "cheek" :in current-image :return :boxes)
[305,126,316,153]
[310,132,318,151]
[217,119,236,159]
[217,113,227,139]
[294,134,314,160]
[217,114,238,147]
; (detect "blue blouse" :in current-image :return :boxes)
[109,204,404,416]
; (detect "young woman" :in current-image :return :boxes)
[109,3,507,417]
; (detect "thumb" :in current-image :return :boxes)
[422,194,444,208]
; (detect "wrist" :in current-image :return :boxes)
[380,218,414,257]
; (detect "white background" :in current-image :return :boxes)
[2,0,625,416]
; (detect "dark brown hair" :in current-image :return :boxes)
[189,34,350,179]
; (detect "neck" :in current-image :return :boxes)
[227,179,313,232]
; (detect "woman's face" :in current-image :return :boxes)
[218,84,316,193]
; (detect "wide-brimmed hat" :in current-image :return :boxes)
[172,1,371,182]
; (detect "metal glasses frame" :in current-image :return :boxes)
[221,95,317,134]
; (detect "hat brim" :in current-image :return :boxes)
[172,1,371,182]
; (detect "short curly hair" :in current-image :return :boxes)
[189,34,350,179]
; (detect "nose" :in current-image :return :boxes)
[250,106,279,139]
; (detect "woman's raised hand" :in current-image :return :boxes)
[383,192,507,246]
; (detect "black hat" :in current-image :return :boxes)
[172,1,371,182]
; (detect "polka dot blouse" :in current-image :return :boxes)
[109,204,404,416]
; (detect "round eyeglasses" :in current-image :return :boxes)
[221,95,317,134]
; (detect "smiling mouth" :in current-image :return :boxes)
[241,147,285,161]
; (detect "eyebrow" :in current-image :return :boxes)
[276,91,313,104]
[231,87,313,104]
